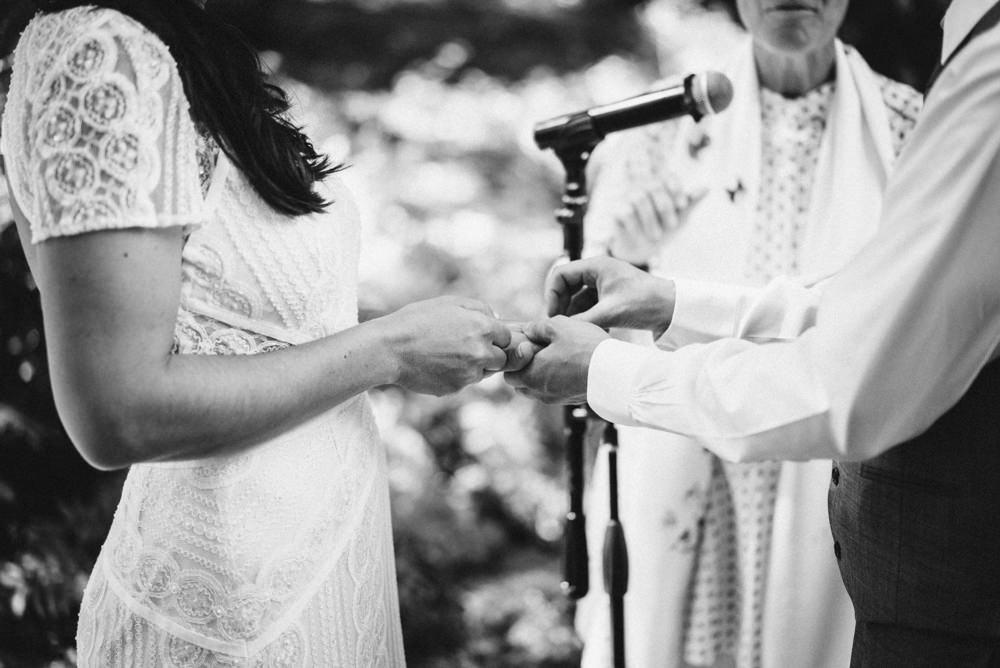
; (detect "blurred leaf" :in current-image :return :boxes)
[209,0,660,90]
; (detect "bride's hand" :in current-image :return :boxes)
[378,296,512,396]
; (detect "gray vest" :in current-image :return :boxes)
[829,361,1000,635]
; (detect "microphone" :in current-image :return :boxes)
[533,71,733,151]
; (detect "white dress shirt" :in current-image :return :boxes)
[587,0,1000,463]
[942,0,995,63]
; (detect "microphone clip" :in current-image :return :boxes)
[536,111,604,158]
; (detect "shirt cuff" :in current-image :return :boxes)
[657,278,747,349]
[587,338,658,426]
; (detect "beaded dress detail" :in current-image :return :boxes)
[1,8,404,666]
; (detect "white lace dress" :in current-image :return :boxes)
[0,8,406,666]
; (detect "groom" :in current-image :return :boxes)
[508,1,1000,665]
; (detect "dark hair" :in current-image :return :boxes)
[13,0,340,216]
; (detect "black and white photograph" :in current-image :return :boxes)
[4,1,995,667]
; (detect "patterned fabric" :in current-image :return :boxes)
[1,8,405,666]
[879,75,923,154]
[684,84,835,667]
[747,83,834,279]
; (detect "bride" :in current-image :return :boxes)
[1,1,527,664]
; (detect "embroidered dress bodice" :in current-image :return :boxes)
[1,8,404,665]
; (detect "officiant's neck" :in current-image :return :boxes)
[754,41,836,97]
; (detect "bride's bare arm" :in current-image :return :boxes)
[29,221,509,470]
[5,12,512,471]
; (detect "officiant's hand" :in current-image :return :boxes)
[504,316,609,404]
[602,178,706,265]
[380,296,512,396]
[547,256,676,337]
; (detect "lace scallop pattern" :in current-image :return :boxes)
[171,308,289,357]
[76,455,404,666]
[1,7,205,243]
[76,395,401,665]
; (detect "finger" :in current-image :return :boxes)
[519,340,542,358]
[503,320,527,334]
[502,340,542,372]
[523,319,555,345]
[545,258,605,317]
[619,212,647,245]
[649,187,677,231]
[545,269,575,318]
[489,318,512,349]
[631,192,660,243]
[644,190,668,237]
[484,345,508,372]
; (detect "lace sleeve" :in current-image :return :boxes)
[2,8,206,244]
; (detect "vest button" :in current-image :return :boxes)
[832,466,840,486]
[834,540,842,560]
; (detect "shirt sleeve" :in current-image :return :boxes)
[659,274,826,349]
[588,29,1000,464]
[4,10,206,244]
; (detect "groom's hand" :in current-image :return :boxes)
[504,316,609,404]
[547,256,676,337]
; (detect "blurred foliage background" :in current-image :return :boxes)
[0,0,944,665]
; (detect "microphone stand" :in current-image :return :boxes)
[602,422,627,668]
[533,72,734,666]
[545,122,628,668]
[550,132,595,606]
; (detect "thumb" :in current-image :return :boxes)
[523,319,556,345]
[502,340,542,372]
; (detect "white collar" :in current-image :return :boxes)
[941,0,996,63]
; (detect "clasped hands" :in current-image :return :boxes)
[384,257,670,400]
[504,256,675,404]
